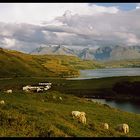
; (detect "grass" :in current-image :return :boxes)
[0,77,139,137]
[0,47,139,137]
[50,76,140,99]
[0,90,139,137]
[0,48,103,78]
[0,76,140,98]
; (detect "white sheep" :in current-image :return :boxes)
[37,87,43,92]
[71,111,86,124]
[78,112,86,124]
[44,86,50,91]
[116,123,129,134]
[101,123,109,130]
[71,111,81,119]
[22,85,31,92]
[0,100,5,104]
[59,97,62,101]
[5,89,12,93]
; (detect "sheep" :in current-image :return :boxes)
[78,112,86,124]
[59,97,62,100]
[23,84,51,93]
[0,100,5,104]
[39,82,52,86]
[116,123,129,134]
[71,111,86,124]
[44,86,50,91]
[37,87,43,93]
[23,85,31,92]
[41,85,51,91]
[47,83,52,86]
[71,111,81,119]
[5,89,12,93]
[101,123,109,130]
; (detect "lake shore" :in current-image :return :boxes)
[83,95,140,101]
[70,68,140,80]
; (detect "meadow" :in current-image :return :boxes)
[0,77,139,137]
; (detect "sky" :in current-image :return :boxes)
[0,3,140,52]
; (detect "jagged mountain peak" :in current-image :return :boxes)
[30,44,76,56]
[30,45,140,61]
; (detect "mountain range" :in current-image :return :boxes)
[30,45,140,61]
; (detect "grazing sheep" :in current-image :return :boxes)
[44,87,49,91]
[5,89,12,93]
[71,111,86,124]
[78,112,86,124]
[71,111,81,119]
[59,97,62,101]
[80,112,86,116]
[116,123,129,134]
[37,87,43,93]
[0,100,5,104]
[44,85,51,91]
[101,123,109,130]
[22,85,31,92]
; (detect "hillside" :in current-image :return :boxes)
[0,77,139,137]
[0,48,103,78]
[50,76,140,100]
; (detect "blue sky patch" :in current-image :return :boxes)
[91,3,138,11]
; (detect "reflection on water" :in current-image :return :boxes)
[93,99,140,114]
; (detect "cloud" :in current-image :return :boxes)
[0,4,140,52]
[1,38,16,48]
[42,8,140,46]
[0,3,119,25]
[136,3,140,9]
[114,32,140,45]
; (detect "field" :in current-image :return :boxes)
[51,76,140,100]
[0,77,140,137]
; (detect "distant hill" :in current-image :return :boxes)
[30,45,140,61]
[30,45,77,56]
[94,46,112,60]
[103,59,140,68]
[0,48,103,78]
[78,48,95,60]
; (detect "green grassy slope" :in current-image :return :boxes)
[0,90,140,137]
[0,77,139,137]
[0,48,102,78]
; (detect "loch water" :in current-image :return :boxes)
[67,68,140,114]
